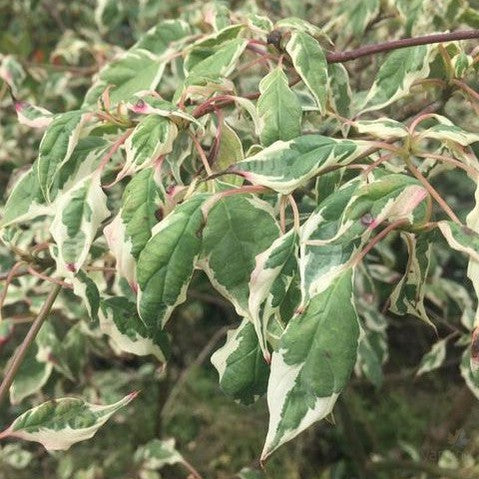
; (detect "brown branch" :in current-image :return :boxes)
[326,30,479,63]
[0,283,62,407]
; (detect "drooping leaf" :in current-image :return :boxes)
[248,229,298,358]
[211,319,269,405]
[137,195,207,328]
[0,393,138,451]
[389,233,432,324]
[257,67,302,147]
[50,174,110,277]
[9,344,53,405]
[231,135,368,194]
[200,195,279,317]
[262,269,359,459]
[285,30,328,113]
[416,339,447,376]
[100,297,169,361]
[0,163,49,228]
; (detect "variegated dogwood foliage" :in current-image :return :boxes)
[2,0,479,469]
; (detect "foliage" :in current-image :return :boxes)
[2,0,479,477]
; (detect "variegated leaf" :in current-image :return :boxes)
[14,101,53,128]
[135,438,184,470]
[416,339,447,376]
[285,31,328,113]
[122,115,177,176]
[100,297,169,362]
[262,269,359,459]
[418,114,479,146]
[257,67,302,147]
[50,174,110,277]
[211,319,269,405]
[71,270,100,322]
[137,195,207,328]
[361,45,434,113]
[248,229,298,358]
[0,163,49,228]
[0,393,137,450]
[354,118,409,139]
[200,195,279,317]
[389,233,432,324]
[437,221,479,263]
[231,135,369,194]
[84,20,191,106]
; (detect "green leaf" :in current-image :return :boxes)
[37,110,87,200]
[262,269,359,459]
[211,319,269,405]
[137,195,207,328]
[50,174,110,277]
[200,195,279,316]
[248,229,298,358]
[437,221,479,263]
[100,297,169,362]
[232,135,368,194]
[0,393,138,451]
[416,339,447,376]
[285,31,328,113]
[257,67,302,147]
[361,46,433,113]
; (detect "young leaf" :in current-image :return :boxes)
[200,195,279,317]
[361,45,433,113]
[14,101,53,129]
[137,195,207,328]
[211,319,269,405]
[232,135,368,194]
[100,297,169,362]
[262,269,359,459]
[285,31,328,113]
[122,115,178,175]
[257,67,302,147]
[37,110,88,199]
[0,393,138,451]
[416,339,447,376]
[50,174,110,277]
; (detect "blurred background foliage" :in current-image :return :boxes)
[2,0,479,478]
